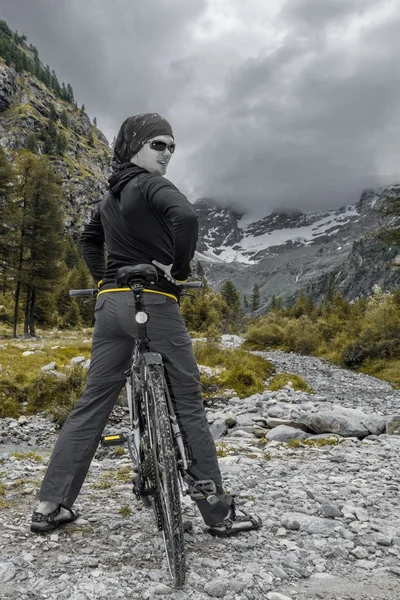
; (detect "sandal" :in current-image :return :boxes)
[31,505,80,534]
[207,504,262,537]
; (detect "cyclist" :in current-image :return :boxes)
[31,113,262,537]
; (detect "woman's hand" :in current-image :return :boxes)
[152,260,177,284]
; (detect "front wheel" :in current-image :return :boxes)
[147,364,185,589]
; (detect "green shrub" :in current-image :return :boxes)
[194,342,275,398]
[342,338,400,368]
[243,316,286,350]
[267,373,313,393]
[28,365,88,426]
[0,364,87,424]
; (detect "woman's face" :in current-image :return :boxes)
[130,134,175,176]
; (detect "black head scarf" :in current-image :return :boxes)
[108,113,174,197]
[112,113,174,165]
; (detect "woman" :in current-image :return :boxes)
[31,113,261,537]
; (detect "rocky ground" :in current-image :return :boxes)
[1,344,400,600]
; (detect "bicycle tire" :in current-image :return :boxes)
[147,363,186,589]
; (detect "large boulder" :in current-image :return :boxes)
[300,406,387,439]
[265,425,309,442]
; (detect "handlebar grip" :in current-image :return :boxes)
[181,281,203,289]
[69,289,98,297]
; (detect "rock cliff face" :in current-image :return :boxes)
[0,60,111,231]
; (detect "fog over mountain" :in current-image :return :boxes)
[2,0,400,214]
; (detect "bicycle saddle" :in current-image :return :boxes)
[116,264,159,287]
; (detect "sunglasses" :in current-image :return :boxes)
[148,140,176,154]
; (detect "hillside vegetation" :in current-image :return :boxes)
[243,285,400,388]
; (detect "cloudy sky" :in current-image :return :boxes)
[2,0,400,215]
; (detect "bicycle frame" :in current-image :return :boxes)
[124,282,190,495]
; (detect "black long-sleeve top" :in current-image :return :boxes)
[80,168,198,300]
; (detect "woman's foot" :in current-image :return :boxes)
[31,503,80,534]
[207,505,262,537]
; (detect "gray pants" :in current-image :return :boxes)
[39,292,232,526]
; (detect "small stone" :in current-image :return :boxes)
[204,578,230,597]
[386,416,400,435]
[376,535,393,546]
[224,413,237,427]
[266,593,293,600]
[70,355,86,365]
[41,361,56,371]
[253,426,268,438]
[319,502,341,519]
[154,583,173,595]
[351,546,369,559]
[0,562,16,583]
[355,507,369,522]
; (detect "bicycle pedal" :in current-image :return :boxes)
[101,433,126,447]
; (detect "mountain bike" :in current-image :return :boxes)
[70,264,205,588]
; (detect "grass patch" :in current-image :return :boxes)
[92,475,113,490]
[0,350,89,423]
[285,437,338,449]
[194,342,275,398]
[216,442,229,458]
[267,372,313,393]
[0,499,15,509]
[114,447,127,456]
[0,483,5,496]
[116,466,132,483]
[359,358,400,389]
[11,451,43,462]
[119,505,132,518]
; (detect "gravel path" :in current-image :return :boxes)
[1,350,400,600]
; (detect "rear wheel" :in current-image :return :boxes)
[147,364,185,589]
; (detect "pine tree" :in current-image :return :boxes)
[0,147,14,293]
[220,280,243,332]
[26,132,38,153]
[60,109,68,127]
[93,117,97,127]
[61,82,67,101]
[251,283,260,312]
[48,103,57,121]
[270,295,283,312]
[11,153,65,337]
[55,133,67,156]
[66,83,74,103]
[63,299,82,329]
[196,260,205,278]
[181,286,227,335]
[81,104,85,112]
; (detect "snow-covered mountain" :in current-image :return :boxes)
[193,186,400,309]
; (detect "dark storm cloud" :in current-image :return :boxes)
[1,0,400,214]
[186,1,400,212]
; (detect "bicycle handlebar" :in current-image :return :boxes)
[69,289,97,297]
[180,281,203,289]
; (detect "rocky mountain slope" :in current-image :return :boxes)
[195,188,400,310]
[0,56,110,231]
